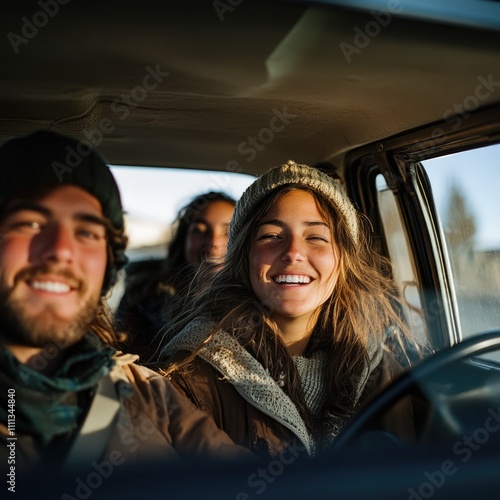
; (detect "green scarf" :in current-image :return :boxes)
[0,331,115,445]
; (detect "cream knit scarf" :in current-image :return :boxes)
[161,318,383,456]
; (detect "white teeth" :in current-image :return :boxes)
[31,281,71,293]
[274,275,311,284]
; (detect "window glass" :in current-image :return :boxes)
[422,144,500,360]
[376,175,426,349]
[109,166,255,258]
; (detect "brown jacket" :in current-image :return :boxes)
[0,353,251,473]
[167,349,414,461]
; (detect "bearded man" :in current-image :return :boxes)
[0,130,249,492]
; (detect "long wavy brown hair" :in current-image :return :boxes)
[159,185,425,438]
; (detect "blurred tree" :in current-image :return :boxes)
[444,180,476,248]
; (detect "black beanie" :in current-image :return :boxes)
[0,129,127,292]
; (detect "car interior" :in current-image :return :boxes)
[2,0,500,497]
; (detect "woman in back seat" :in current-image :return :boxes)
[115,191,235,361]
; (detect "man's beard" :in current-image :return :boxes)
[0,288,99,350]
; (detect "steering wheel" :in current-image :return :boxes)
[331,329,500,452]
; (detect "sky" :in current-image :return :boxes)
[423,143,500,251]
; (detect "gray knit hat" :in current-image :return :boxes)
[228,160,359,249]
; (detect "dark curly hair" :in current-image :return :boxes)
[125,191,236,305]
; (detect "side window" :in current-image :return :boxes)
[422,144,500,351]
[376,175,427,346]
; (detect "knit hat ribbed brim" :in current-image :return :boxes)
[228,160,359,249]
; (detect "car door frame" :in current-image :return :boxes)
[343,103,500,353]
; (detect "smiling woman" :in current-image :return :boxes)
[103,166,254,311]
[156,161,424,460]
[249,188,340,355]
